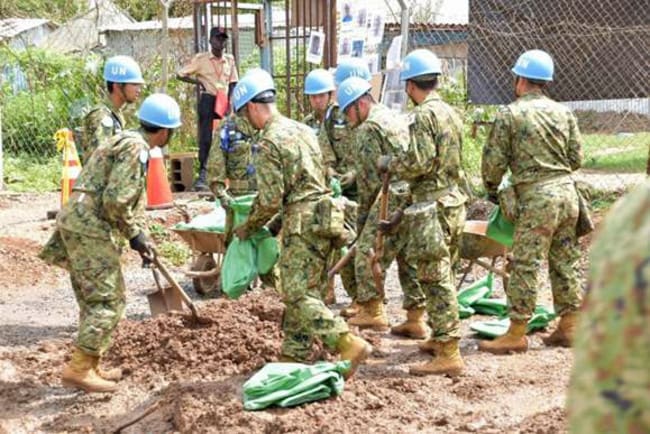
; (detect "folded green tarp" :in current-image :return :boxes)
[243,361,350,410]
[486,206,515,248]
[457,273,494,307]
[469,305,557,338]
[472,297,509,317]
[221,228,279,299]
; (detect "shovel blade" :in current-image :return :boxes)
[147,287,184,317]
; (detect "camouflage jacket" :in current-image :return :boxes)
[390,91,468,207]
[80,99,126,164]
[482,91,583,197]
[318,103,357,178]
[353,103,409,224]
[568,178,650,433]
[57,130,148,241]
[242,113,329,234]
[302,111,324,137]
[208,115,258,201]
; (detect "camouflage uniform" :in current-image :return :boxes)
[353,103,424,309]
[482,91,583,321]
[302,111,323,137]
[313,104,359,301]
[80,99,126,164]
[208,116,258,240]
[568,179,650,434]
[40,130,148,356]
[208,116,279,288]
[388,91,467,340]
[239,113,348,360]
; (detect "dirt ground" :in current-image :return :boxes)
[0,175,642,433]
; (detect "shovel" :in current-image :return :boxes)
[146,248,201,323]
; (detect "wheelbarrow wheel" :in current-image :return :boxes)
[191,254,221,295]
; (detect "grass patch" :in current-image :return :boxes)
[3,155,60,192]
[156,240,191,267]
[582,132,649,172]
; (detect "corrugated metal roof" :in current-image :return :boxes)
[0,18,53,41]
[44,0,133,52]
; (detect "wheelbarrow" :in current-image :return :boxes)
[458,220,511,290]
[172,227,226,295]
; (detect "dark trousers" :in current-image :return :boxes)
[198,92,216,176]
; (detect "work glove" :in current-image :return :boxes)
[486,193,499,204]
[129,231,153,266]
[339,171,356,188]
[376,155,392,174]
[378,209,404,234]
[265,215,283,237]
[234,224,249,241]
[326,166,338,179]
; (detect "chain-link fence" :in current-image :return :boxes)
[384,0,649,193]
[2,0,648,192]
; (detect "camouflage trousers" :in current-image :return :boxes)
[402,200,465,341]
[278,215,349,360]
[59,228,126,356]
[508,179,582,321]
[354,188,425,310]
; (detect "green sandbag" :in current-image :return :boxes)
[470,305,557,338]
[472,297,509,317]
[486,206,515,248]
[250,228,279,275]
[243,361,350,410]
[230,194,257,227]
[221,237,257,299]
[457,273,494,307]
[459,304,475,319]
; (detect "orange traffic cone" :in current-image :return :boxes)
[55,129,82,207]
[146,147,174,210]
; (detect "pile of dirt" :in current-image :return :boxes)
[0,236,57,287]
[105,291,285,382]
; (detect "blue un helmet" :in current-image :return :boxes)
[304,69,335,95]
[137,93,182,128]
[400,49,442,81]
[232,68,276,112]
[337,76,372,112]
[334,58,371,86]
[511,49,554,82]
[103,55,145,84]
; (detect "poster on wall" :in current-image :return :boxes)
[306,31,325,64]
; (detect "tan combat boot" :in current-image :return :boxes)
[340,299,360,318]
[347,298,389,331]
[478,319,529,354]
[542,312,578,347]
[62,348,118,393]
[337,333,373,379]
[417,338,439,355]
[93,358,123,381]
[390,308,428,339]
[409,339,464,376]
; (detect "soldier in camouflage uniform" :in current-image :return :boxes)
[303,67,359,309]
[568,179,650,434]
[208,114,279,288]
[231,69,371,375]
[379,50,467,376]
[80,56,144,164]
[336,77,425,333]
[39,94,182,393]
[208,114,258,242]
[479,50,583,354]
